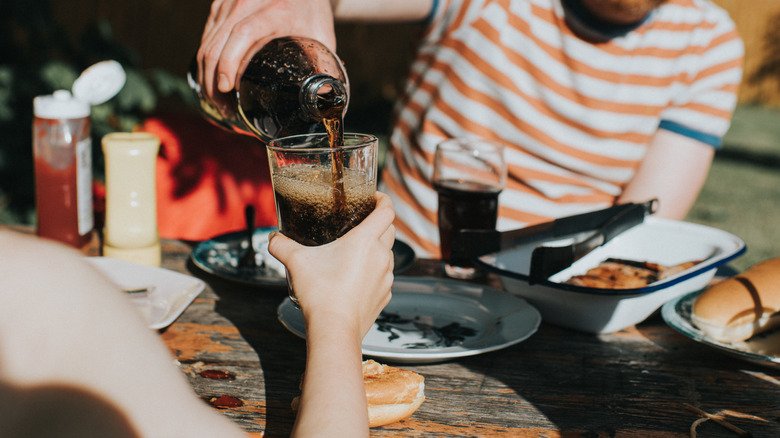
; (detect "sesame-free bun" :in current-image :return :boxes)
[290,360,425,428]
[691,258,780,342]
[362,360,425,427]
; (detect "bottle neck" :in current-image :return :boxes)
[300,74,349,120]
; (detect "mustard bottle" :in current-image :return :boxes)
[102,132,161,266]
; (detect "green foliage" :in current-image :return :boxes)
[0,4,194,224]
[0,67,16,122]
[39,61,79,91]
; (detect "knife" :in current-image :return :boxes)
[527,199,657,284]
[450,200,655,265]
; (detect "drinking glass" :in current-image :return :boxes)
[433,138,507,279]
[267,133,378,304]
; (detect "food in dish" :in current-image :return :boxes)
[565,257,699,289]
[291,359,425,427]
[691,257,780,343]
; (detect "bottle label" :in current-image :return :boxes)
[76,137,94,235]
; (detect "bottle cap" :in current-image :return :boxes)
[72,60,127,106]
[33,60,126,119]
[33,90,91,119]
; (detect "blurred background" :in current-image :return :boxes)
[0,0,777,270]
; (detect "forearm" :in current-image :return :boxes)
[293,318,368,437]
[618,129,715,219]
[0,231,244,437]
[330,0,434,22]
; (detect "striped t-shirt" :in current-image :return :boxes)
[379,0,744,258]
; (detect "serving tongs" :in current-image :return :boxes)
[528,199,657,283]
[451,199,658,283]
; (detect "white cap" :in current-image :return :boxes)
[34,90,90,119]
[73,60,126,105]
[33,60,126,119]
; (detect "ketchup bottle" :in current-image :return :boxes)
[33,90,93,248]
[32,60,126,248]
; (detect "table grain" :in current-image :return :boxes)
[157,239,780,437]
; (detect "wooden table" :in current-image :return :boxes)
[156,238,779,437]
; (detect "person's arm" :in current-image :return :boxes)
[268,192,395,438]
[0,231,245,437]
[617,129,715,219]
[330,0,434,22]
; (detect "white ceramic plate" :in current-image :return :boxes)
[277,276,541,364]
[662,291,780,369]
[479,217,746,333]
[88,257,205,330]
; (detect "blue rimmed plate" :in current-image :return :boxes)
[662,291,780,369]
[190,227,287,288]
[191,228,417,288]
[277,276,541,364]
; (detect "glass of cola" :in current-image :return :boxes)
[433,138,507,280]
[267,133,378,304]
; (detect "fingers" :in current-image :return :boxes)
[381,282,393,308]
[375,191,392,209]
[267,232,301,265]
[199,30,230,98]
[371,192,396,231]
[372,193,396,246]
[216,16,271,93]
[380,224,395,249]
[199,0,265,97]
[201,0,229,45]
[340,192,394,243]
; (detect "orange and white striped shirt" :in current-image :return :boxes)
[380,0,744,258]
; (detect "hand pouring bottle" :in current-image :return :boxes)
[188,36,349,142]
[32,60,126,248]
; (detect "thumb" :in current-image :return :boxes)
[266,231,301,264]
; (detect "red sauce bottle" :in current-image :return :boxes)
[32,90,93,248]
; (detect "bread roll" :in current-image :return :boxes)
[691,257,780,342]
[362,360,425,427]
[291,360,425,428]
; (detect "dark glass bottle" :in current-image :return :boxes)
[188,36,349,142]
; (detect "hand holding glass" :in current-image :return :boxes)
[267,133,378,303]
[433,138,506,279]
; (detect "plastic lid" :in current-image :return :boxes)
[33,90,90,119]
[33,60,126,119]
[72,60,126,105]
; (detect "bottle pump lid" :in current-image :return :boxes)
[33,60,126,119]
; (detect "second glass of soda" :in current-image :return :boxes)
[433,138,507,279]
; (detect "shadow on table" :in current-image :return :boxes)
[430,313,780,437]
[0,380,138,437]
[191,257,780,437]
[368,261,779,436]
[190,261,303,437]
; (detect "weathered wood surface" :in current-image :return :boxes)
[158,240,780,436]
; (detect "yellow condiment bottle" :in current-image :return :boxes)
[101,132,161,266]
